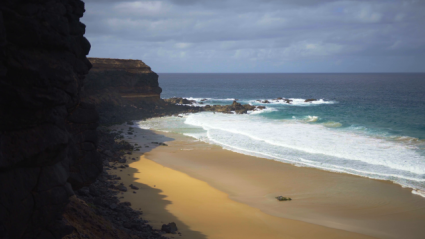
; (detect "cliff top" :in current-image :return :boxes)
[88,57,154,74]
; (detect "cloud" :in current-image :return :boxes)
[82,0,425,72]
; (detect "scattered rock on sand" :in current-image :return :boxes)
[161,222,178,233]
[130,184,139,190]
[276,196,292,201]
[117,184,128,192]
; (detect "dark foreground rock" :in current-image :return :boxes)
[0,1,102,238]
[63,128,169,239]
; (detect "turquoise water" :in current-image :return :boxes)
[140,73,425,196]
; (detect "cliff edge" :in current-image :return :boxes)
[85,58,162,104]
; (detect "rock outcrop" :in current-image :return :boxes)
[85,58,162,104]
[204,101,258,114]
[0,1,102,238]
[164,97,196,105]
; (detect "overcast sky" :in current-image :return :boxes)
[83,0,425,73]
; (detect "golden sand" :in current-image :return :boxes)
[109,125,425,239]
[113,155,376,239]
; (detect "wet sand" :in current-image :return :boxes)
[110,125,425,239]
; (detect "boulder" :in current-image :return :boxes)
[276,196,292,201]
[235,109,248,114]
[117,184,127,192]
[161,222,178,233]
[164,97,195,105]
[305,99,317,102]
[129,184,139,190]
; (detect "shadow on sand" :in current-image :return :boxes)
[116,127,207,239]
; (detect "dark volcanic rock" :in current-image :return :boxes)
[202,100,257,114]
[85,58,162,104]
[0,1,101,238]
[161,222,178,234]
[64,130,168,239]
[305,99,317,102]
[164,97,195,105]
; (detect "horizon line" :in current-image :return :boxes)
[156,72,425,74]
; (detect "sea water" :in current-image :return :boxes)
[138,73,425,197]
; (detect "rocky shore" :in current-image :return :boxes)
[0,0,269,238]
[1,1,102,238]
[62,127,170,239]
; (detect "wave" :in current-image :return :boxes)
[322,121,343,128]
[249,98,336,106]
[412,189,425,197]
[174,97,237,107]
[183,112,425,195]
[248,107,278,115]
[136,111,425,198]
[184,97,236,102]
[305,115,319,122]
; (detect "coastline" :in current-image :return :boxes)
[110,124,425,239]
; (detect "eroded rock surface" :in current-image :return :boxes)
[85,58,162,104]
[0,1,101,238]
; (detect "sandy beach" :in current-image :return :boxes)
[109,124,425,239]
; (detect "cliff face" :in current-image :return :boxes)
[0,1,101,238]
[85,58,162,104]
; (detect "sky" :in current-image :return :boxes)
[82,0,425,73]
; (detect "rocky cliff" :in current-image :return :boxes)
[85,58,162,105]
[0,1,102,238]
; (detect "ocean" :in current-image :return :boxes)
[138,73,425,196]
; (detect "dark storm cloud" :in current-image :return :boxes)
[82,0,425,72]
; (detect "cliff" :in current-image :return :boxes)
[85,58,162,105]
[0,1,102,238]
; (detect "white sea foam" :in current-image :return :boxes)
[305,115,319,122]
[137,112,425,198]
[248,107,278,114]
[184,97,235,102]
[250,98,336,106]
[183,112,425,194]
[322,121,343,128]
[175,97,237,107]
[412,190,425,197]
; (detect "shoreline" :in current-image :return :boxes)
[110,124,425,239]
